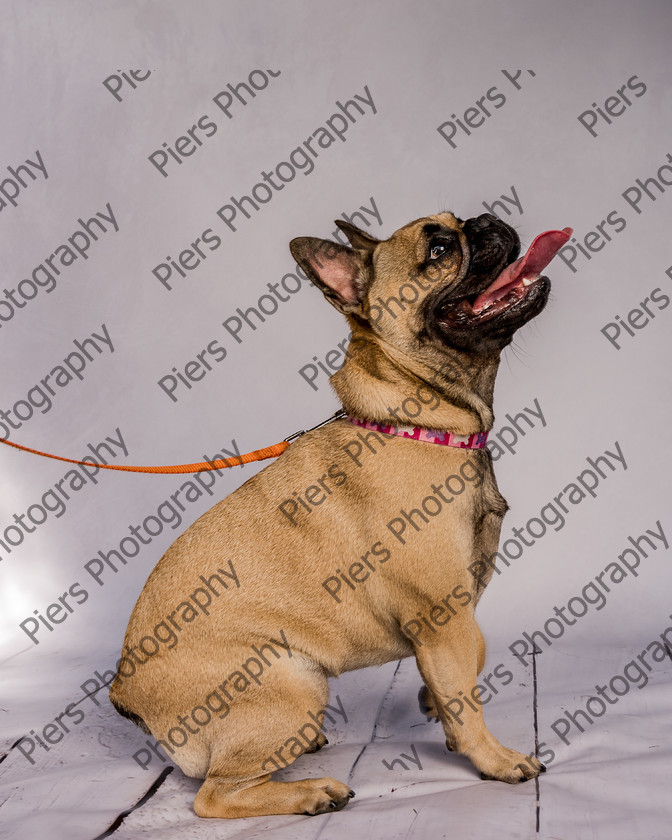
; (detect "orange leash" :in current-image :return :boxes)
[0,410,346,475]
[0,436,289,474]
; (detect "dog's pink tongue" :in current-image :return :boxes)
[471,227,573,313]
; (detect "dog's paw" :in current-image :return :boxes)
[418,685,439,721]
[300,778,355,815]
[477,748,545,783]
[303,733,329,754]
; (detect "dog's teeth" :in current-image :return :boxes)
[522,276,536,286]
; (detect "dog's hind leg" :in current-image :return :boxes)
[192,659,354,819]
[195,774,354,818]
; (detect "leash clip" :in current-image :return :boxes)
[285,408,347,443]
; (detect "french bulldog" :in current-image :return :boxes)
[110,211,570,818]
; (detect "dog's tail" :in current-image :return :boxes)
[109,679,152,734]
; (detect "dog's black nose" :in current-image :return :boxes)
[463,214,518,250]
[464,213,499,232]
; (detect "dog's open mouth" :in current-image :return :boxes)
[438,227,573,327]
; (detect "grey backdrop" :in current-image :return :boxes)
[1,2,671,839]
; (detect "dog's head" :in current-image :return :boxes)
[290,212,569,362]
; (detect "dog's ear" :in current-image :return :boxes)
[334,220,380,252]
[289,234,376,315]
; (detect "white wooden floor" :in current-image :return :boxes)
[2,642,670,840]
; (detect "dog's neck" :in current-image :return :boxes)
[330,326,501,435]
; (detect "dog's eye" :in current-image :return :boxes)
[430,243,446,260]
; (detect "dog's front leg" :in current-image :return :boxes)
[412,614,543,783]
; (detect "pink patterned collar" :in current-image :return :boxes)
[347,416,489,449]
